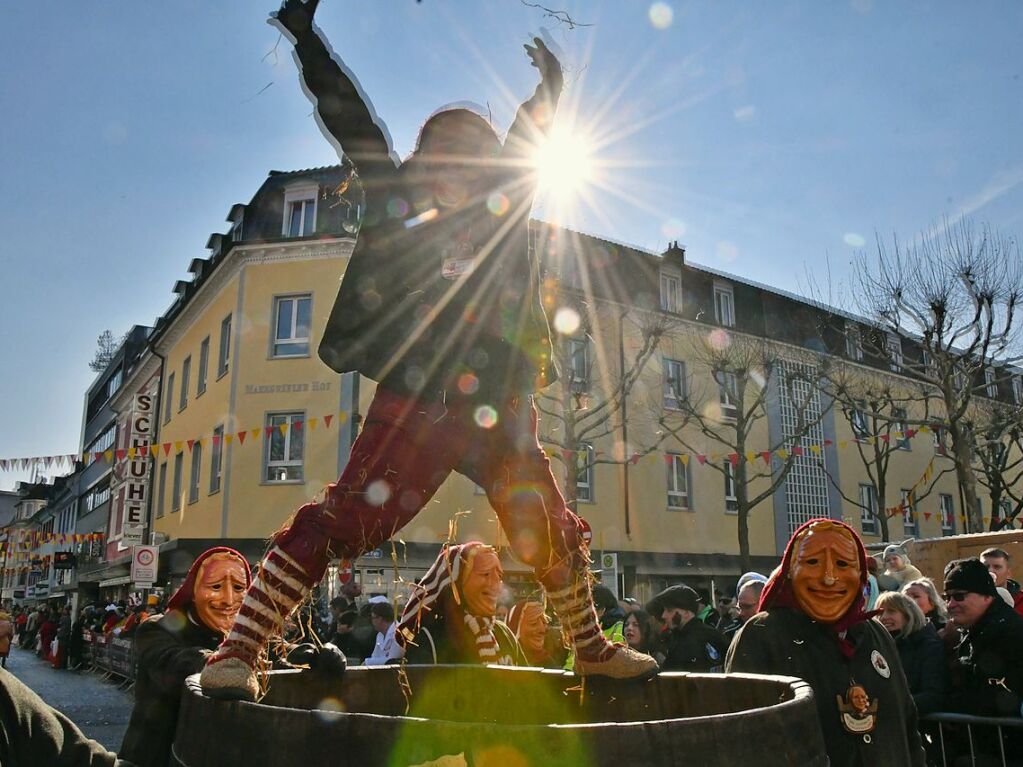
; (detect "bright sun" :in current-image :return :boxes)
[533,126,595,202]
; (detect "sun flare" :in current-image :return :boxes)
[533,126,596,202]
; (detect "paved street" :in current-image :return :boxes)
[6,644,133,752]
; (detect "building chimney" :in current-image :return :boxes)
[663,240,686,266]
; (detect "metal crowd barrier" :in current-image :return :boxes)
[81,630,135,689]
[921,712,1023,766]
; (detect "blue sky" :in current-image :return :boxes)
[2,1,1021,489]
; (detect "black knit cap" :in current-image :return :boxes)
[646,584,700,615]
[943,557,998,597]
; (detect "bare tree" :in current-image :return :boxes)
[654,330,832,572]
[848,219,1023,531]
[89,330,119,373]
[970,399,1023,529]
[536,294,676,516]
[820,366,953,540]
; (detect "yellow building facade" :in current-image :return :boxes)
[136,168,1009,605]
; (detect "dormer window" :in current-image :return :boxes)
[886,334,903,371]
[845,322,863,361]
[283,185,318,238]
[660,272,680,313]
[714,281,735,327]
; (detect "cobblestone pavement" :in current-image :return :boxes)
[6,643,133,752]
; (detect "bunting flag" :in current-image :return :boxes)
[0,410,958,485]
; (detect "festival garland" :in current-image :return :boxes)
[0,418,998,528]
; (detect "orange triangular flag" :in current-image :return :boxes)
[323,414,334,428]
[237,431,247,445]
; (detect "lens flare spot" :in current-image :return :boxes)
[553,307,581,335]
[707,328,731,350]
[366,480,391,507]
[649,2,674,29]
[661,217,686,239]
[312,696,345,722]
[474,405,498,429]
[843,232,866,247]
[458,372,480,395]
[486,192,510,216]
[715,241,739,262]
[386,197,409,218]
[399,489,422,512]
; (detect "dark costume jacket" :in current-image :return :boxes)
[403,610,526,667]
[283,19,559,403]
[893,622,946,715]
[118,611,220,767]
[947,597,1023,717]
[661,617,729,672]
[0,669,130,766]
[728,607,925,767]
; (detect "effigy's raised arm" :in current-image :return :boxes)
[271,0,396,174]
[503,37,564,162]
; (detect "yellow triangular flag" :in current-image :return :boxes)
[174,441,183,452]
[338,411,348,424]
[127,447,136,460]
[680,454,689,466]
[150,444,160,457]
[278,424,288,435]
[225,434,233,444]
[838,440,848,449]
[250,429,260,440]
[104,450,113,462]
[777,449,789,460]
[809,444,821,455]
[307,418,318,430]
[746,452,756,463]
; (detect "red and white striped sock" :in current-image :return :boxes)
[215,547,313,666]
[546,579,615,663]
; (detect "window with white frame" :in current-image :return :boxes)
[985,368,998,398]
[265,412,305,482]
[189,442,202,504]
[172,452,184,512]
[859,484,878,535]
[932,424,947,454]
[663,358,686,410]
[717,371,738,422]
[272,295,312,357]
[179,356,191,411]
[666,453,690,510]
[575,445,595,502]
[845,322,863,361]
[86,424,116,464]
[660,273,680,313]
[723,460,738,513]
[156,462,167,519]
[892,407,910,450]
[567,338,590,389]
[999,499,1012,524]
[921,348,933,375]
[218,314,232,378]
[210,425,224,494]
[283,186,318,237]
[901,489,918,536]
[197,336,210,396]
[849,401,869,440]
[1013,375,1023,405]
[163,372,175,424]
[940,493,955,535]
[886,334,903,371]
[230,211,244,242]
[714,282,735,327]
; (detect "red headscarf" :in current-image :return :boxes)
[759,518,876,658]
[166,547,251,612]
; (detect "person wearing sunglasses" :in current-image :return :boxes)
[942,557,1023,759]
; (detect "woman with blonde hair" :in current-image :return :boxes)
[902,577,948,631]
[875,591,946,714]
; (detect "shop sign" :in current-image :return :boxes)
[54,551,76,570]
[121,393,153,542]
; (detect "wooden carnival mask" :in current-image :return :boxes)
[516,601,549,656]
[193,553,248,636]
[459,548,504,617]
[789,521,861,624]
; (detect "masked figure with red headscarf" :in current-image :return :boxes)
[397,542,526,667]
[200,0,656,701]
[725,519,925,767]
[119,548,251,767]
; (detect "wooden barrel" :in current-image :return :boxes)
[172,666,828,767]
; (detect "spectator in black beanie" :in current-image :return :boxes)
[944,557,1023,717]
